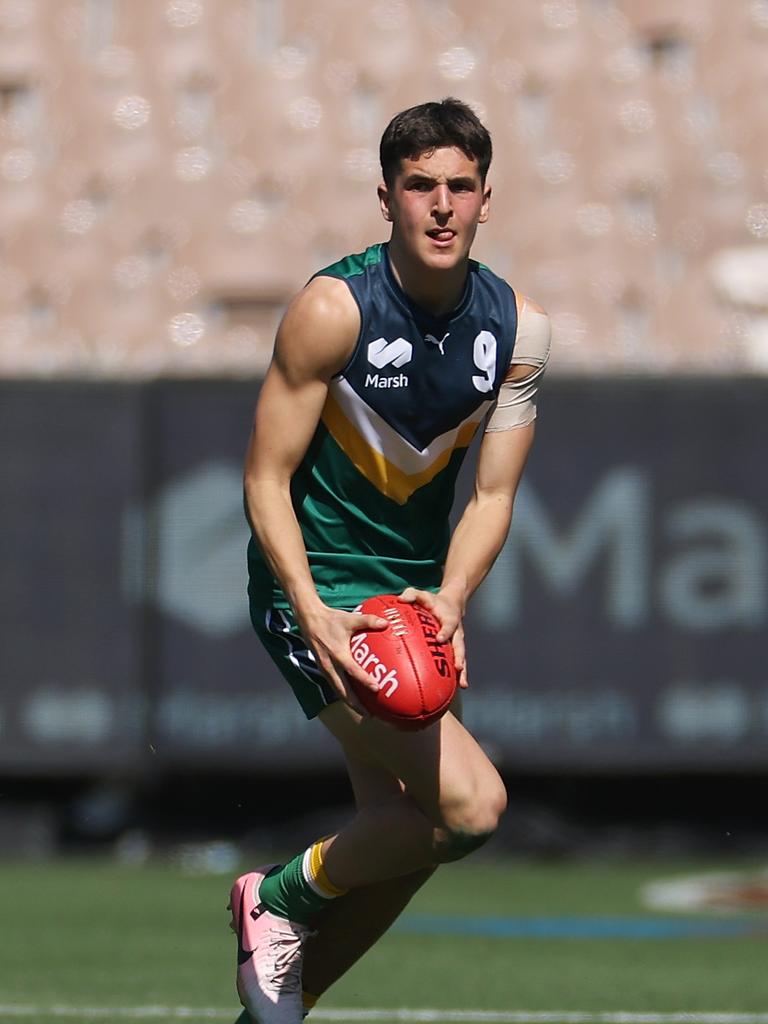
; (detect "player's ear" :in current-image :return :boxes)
[479,183,491,224]
[378,182,393,223]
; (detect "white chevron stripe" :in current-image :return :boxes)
[329,376,491,475]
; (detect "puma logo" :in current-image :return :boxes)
[425,332,449,354]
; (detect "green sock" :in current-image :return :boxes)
[259,840,346,925]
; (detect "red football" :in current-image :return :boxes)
[348,594,457,730]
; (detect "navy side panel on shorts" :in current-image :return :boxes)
[253,607,340,720]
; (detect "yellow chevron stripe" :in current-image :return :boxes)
[321,391,479,505]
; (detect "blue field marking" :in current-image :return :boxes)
[395,913,766,940]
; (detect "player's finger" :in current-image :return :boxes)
[400,588,455,641]
[399,587,435,608]
[452,629,469,688]
[351,613,389,632]
[320,655,369,714]
[455,657,469,689]
[316,653,348,697]
[435,622,457,643]
[337,651,380,694]
[435,612,460,643]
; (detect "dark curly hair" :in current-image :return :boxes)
[379,98,492,187]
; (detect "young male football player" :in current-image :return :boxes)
[232,98,550,1023]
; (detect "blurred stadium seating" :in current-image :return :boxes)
[1,0,767,377]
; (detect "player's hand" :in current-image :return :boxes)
[398,587,469,689]
[296,603,389,711]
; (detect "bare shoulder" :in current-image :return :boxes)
[290,274,360,327]
[274,275,360,383]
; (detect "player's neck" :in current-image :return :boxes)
[386,240,469,316]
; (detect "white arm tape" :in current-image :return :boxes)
[485,297,551,432]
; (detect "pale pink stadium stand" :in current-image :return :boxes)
[0,0,767,376]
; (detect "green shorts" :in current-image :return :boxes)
[252,606,344,720]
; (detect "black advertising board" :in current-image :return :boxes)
[130,381,334,770]
[0,383,145,772]
[1,379,765,774]
[463,380,768,770]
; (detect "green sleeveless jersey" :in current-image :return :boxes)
[247,243,518,611]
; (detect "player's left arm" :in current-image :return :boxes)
[402,294,550,686]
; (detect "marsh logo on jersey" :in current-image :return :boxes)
[365,336,412,388]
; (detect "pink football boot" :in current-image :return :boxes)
[229,867,314,1024]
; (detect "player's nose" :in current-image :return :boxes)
[432,184,452,216]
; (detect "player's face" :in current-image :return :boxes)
[378,147,491,271]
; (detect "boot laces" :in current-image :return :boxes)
[266,920,314,994]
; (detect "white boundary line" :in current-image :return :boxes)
[2,1009,768,1023]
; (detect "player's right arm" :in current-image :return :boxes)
[244,276,388,703]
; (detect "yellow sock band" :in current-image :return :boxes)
[304,839,347,898]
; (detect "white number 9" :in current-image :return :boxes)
[472,331,497,393]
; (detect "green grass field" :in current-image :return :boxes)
[2,856,767,1022]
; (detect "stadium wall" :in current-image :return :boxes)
[1,377,766,777]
